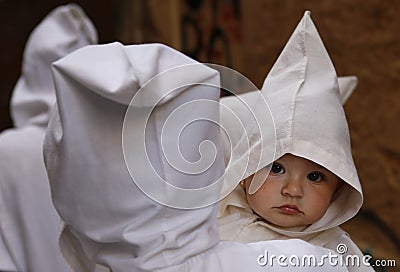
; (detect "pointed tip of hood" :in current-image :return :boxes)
[10,4,98,128]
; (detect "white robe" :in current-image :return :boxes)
[0,3,97,271]
[0,126,66,271]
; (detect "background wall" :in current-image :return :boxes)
[1,0,399,269]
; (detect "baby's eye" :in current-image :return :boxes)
[271,163,285,174]
[307,172,323,182]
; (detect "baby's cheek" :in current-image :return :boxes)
[314,196,332,214]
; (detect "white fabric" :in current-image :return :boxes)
[219,75,358,187]
[218,11,371,272]
[44,42,348,271]
[10,3,97,127]
[338,76,358,104]
[0,4,97,271]
[0,230,16,271]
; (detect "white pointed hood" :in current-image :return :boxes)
[44,42,224,271]
[10,3,98,128]
[221,11,363,235]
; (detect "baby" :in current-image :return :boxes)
[218,11,374,272]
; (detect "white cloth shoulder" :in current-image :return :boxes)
[0,230,17,271]
[0,126,67,271]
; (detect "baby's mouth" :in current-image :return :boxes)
[275,204,303,215]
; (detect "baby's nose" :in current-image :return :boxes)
[281,177,304,198]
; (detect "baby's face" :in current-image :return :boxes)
[245,154,340,228]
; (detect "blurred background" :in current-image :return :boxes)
[0,0,399,269]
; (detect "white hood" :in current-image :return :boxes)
[10,3,98,128]
[220,11,363,235]
[44,42,224,271]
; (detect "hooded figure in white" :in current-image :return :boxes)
[217,11,373,272]
[0,4,97,271]
[43,39,349,271]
